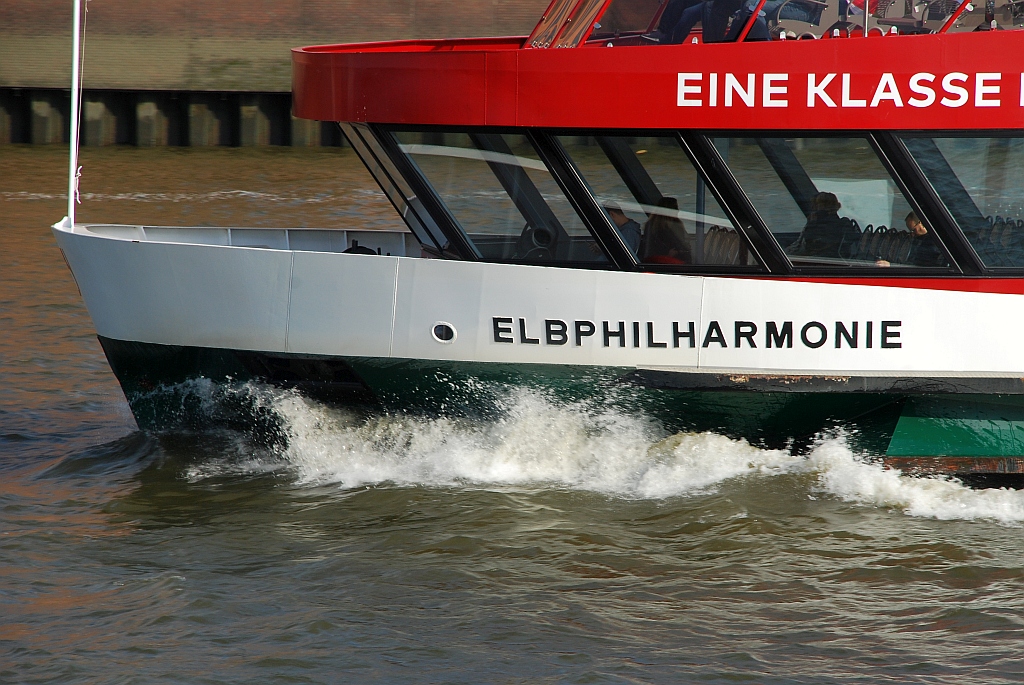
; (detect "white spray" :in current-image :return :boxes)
[178,382,1024,524]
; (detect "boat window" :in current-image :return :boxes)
[944,0,1023,33]
[554,0,615,47]
[527,0,584,48]
[588,0,665,41]
[715,136,951,270]
[392,131,610,265]
[340,123,450,256]
[558,134,761,267]
[901,136,1024,269]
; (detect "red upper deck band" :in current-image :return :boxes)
[293,31,1024,130]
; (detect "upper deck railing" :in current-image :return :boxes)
[525,0,1022,47]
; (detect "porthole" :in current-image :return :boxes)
[432,322,457,344]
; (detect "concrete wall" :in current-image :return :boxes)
[0,1,549,146]
[0,90,31,144]
[5,89,346,147]
[0,1,549,92]
[31,91,70,145]
[136,95,188,147]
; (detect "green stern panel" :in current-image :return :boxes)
[887,396,1024,457]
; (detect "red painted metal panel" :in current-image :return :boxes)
[292,36,523,123]
[485,51,520,125]
[292,48,342,123]
[356,52,488,125]
[293,31,1024,129]
[294,50,491,124]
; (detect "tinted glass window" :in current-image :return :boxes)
[902,136,1024,268]
[716,136,950,270]
[591,0,663,39]
[558,135,760,268]
[527,0,580,48]
[944,0,1022,32]
[394,131,609,265]
[554,0,612,47]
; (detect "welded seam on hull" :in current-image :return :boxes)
[696,277,707,371]
[284,251,295,353]
[388,259,400,358]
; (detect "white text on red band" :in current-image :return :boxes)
[677,72,1018,108]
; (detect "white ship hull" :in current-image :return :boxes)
[54,222,1024,379]
[54,222,1024,463]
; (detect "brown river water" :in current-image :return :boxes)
[5,145,1024,684]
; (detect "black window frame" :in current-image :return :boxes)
[379,124,634,270]
[890,129,1024,275]
[679,131,790,273]
[528,130,638,270]
[873,132,981,275]
[350,123,1024,277]
[372,124,481,261]
[703,129,965,277]
[550,128,776,274]
[339,123,456,257]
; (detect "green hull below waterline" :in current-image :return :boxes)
[887,396,1024,458]
[97,337,1024,466]
[346,357,905,452]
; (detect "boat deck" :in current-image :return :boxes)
[72,224,420,257]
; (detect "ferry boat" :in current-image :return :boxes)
[55,0,1024,476]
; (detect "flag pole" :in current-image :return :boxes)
[66,0,82,228]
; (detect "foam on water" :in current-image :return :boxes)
[179,382,1024,523]
[275,387,803,497]
[807,438,1024,522]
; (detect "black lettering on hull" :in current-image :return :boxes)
[703,321,727,348]
[575,320,596,346]
[766,321,793,348]
[488,317,903,353]
[493,317,514,343]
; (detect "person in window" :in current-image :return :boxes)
[668,0,745,43]
[722,5,772,40]
[640,197,692,265]
[904,212,945,266]
[647,0,705,41]
[788,192,847,259]
[605,203,643,254]
[876,211,945,267]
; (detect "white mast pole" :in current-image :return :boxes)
[67,0,82,227]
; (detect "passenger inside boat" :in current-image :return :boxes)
[604,202,643,252]
[874,212,946,266]
[647,0,778,39]
[787,192,852,258]
[639,197,693,263]
[908,214,946,265]
[903,136,1024,268]
[666,0,746,42]
[651,0,698,39]
[718,135,953,269]
[368,125,1024,274]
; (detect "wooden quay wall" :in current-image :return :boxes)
[0,0,549,146]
